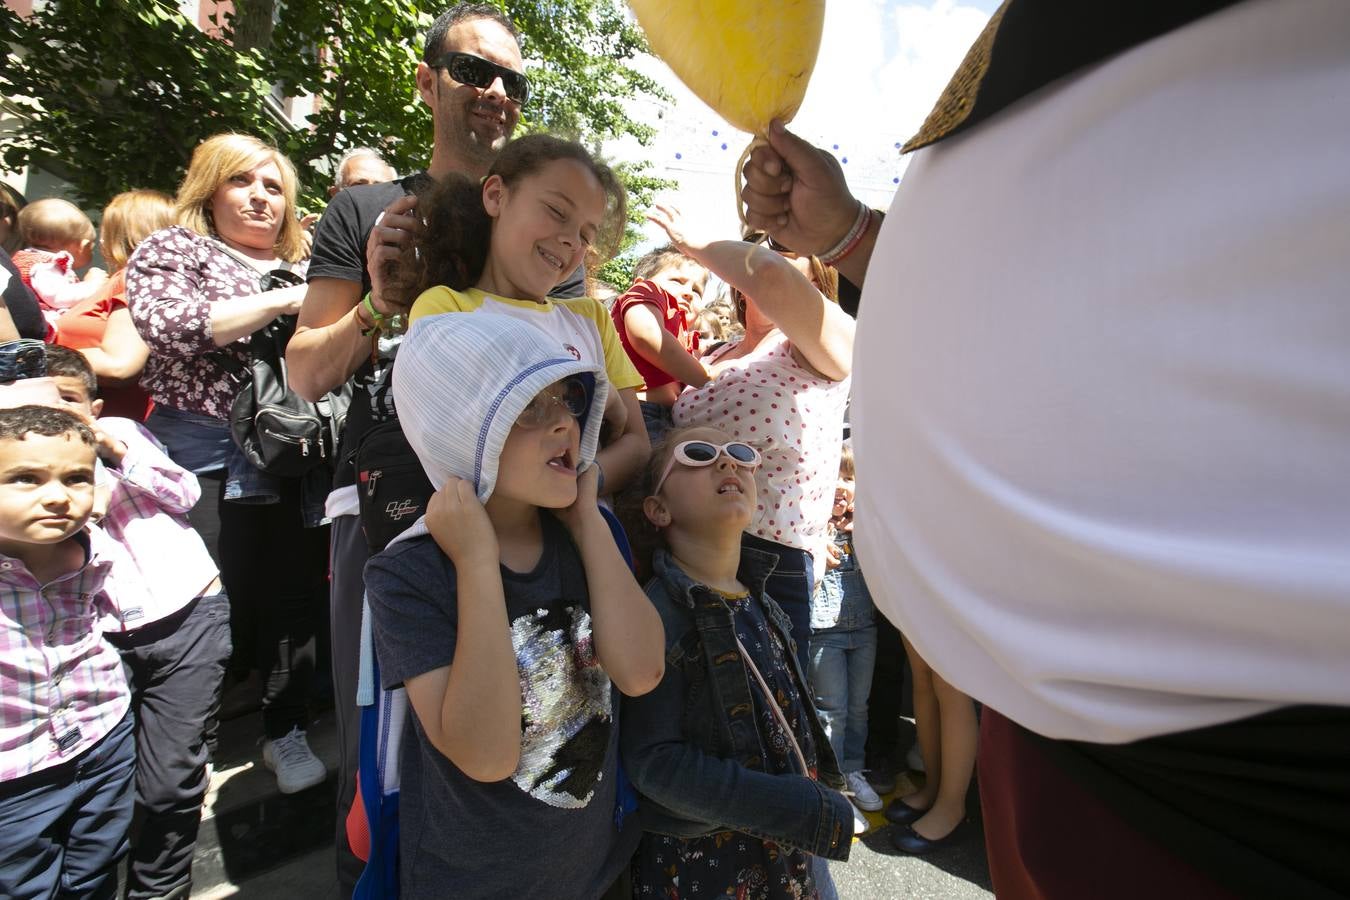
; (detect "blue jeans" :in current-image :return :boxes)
[808,538,877,773]
[638,400,674,445]
[144,405,232,476]
[741,532,814,673]
[808,625,878,773]
[0,713,135,900]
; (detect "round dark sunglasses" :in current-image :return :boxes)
[517,377,588,429]
[434,51,530,105]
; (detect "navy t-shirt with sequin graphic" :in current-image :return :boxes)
[366,514,637,899]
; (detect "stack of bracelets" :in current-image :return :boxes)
[819,202,877,267]
[357,293,407,337]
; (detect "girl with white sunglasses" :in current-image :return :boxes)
[622,425,853,900]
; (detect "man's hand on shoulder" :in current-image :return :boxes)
[366,194,421,316]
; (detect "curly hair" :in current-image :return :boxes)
[0,405,96,447]
[385,134,627,308]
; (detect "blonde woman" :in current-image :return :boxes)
[53,189,173,419]
[126,134,330,822]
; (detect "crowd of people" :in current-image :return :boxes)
[1,2,1346,900]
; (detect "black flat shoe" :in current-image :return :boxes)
[883,798,927,826]
[890,822,964,855]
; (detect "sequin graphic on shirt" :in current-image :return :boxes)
[509,602,612,809]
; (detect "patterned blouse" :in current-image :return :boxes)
[125,226,303,420]
[634,590,821,900]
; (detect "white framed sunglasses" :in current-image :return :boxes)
[653,440,761,495]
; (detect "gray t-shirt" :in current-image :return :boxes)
[365,515,637,899]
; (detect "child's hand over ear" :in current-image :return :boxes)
[552,463,604,539]
[426,476,498,565]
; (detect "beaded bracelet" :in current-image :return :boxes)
[819,202,874,266]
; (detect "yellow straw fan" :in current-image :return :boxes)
[628,0,825,136]
[629,0,825,224]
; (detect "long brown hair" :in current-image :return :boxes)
[384,134,627,308]
[613,425,725,583]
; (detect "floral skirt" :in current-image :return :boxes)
[633,830,817,900]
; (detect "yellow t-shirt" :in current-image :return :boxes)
[410,286,644,392]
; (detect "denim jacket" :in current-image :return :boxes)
[620,546,852,861]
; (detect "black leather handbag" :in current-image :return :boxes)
[228,313,351,478]
[222,265,350,477]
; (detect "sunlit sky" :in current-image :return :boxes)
[607,0,998,249]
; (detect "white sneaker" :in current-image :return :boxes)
[846,770,884,812]
[262,727,327,794]
[852,804,870,836]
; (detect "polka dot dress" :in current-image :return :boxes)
[673,332,850,558]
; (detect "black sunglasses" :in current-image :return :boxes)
[434,51,530,105]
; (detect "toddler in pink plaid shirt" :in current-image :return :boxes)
[0,403,136,899]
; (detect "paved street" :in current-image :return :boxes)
[828,775,992,900]
[182,709,993,898]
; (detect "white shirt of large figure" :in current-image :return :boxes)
[852,0,1350,744]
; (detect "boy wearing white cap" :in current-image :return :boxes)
[364,313,664,899]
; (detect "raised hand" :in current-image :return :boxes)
[740,120,860,255]
[645,203,697,253]
[298,212,321,260]
[63,404,126,466]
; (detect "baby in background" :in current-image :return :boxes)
[13,198,108,330]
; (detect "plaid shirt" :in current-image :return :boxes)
[0,528,131,783]
[95,417,217,633]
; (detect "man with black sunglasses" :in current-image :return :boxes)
[287,5,586,896]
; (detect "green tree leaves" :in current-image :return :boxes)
[1,0,669,270]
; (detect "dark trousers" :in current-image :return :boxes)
[108,592,231,900]
[865,616,905,764]
[216,478,330,740]
[980,706,1350,900]
[741,532,814,674]
[0,712,136,900]
[329,513,369,897]
[979,708,1237,900]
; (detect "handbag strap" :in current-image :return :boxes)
[733,632,811,777]
[202,236,290,374]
